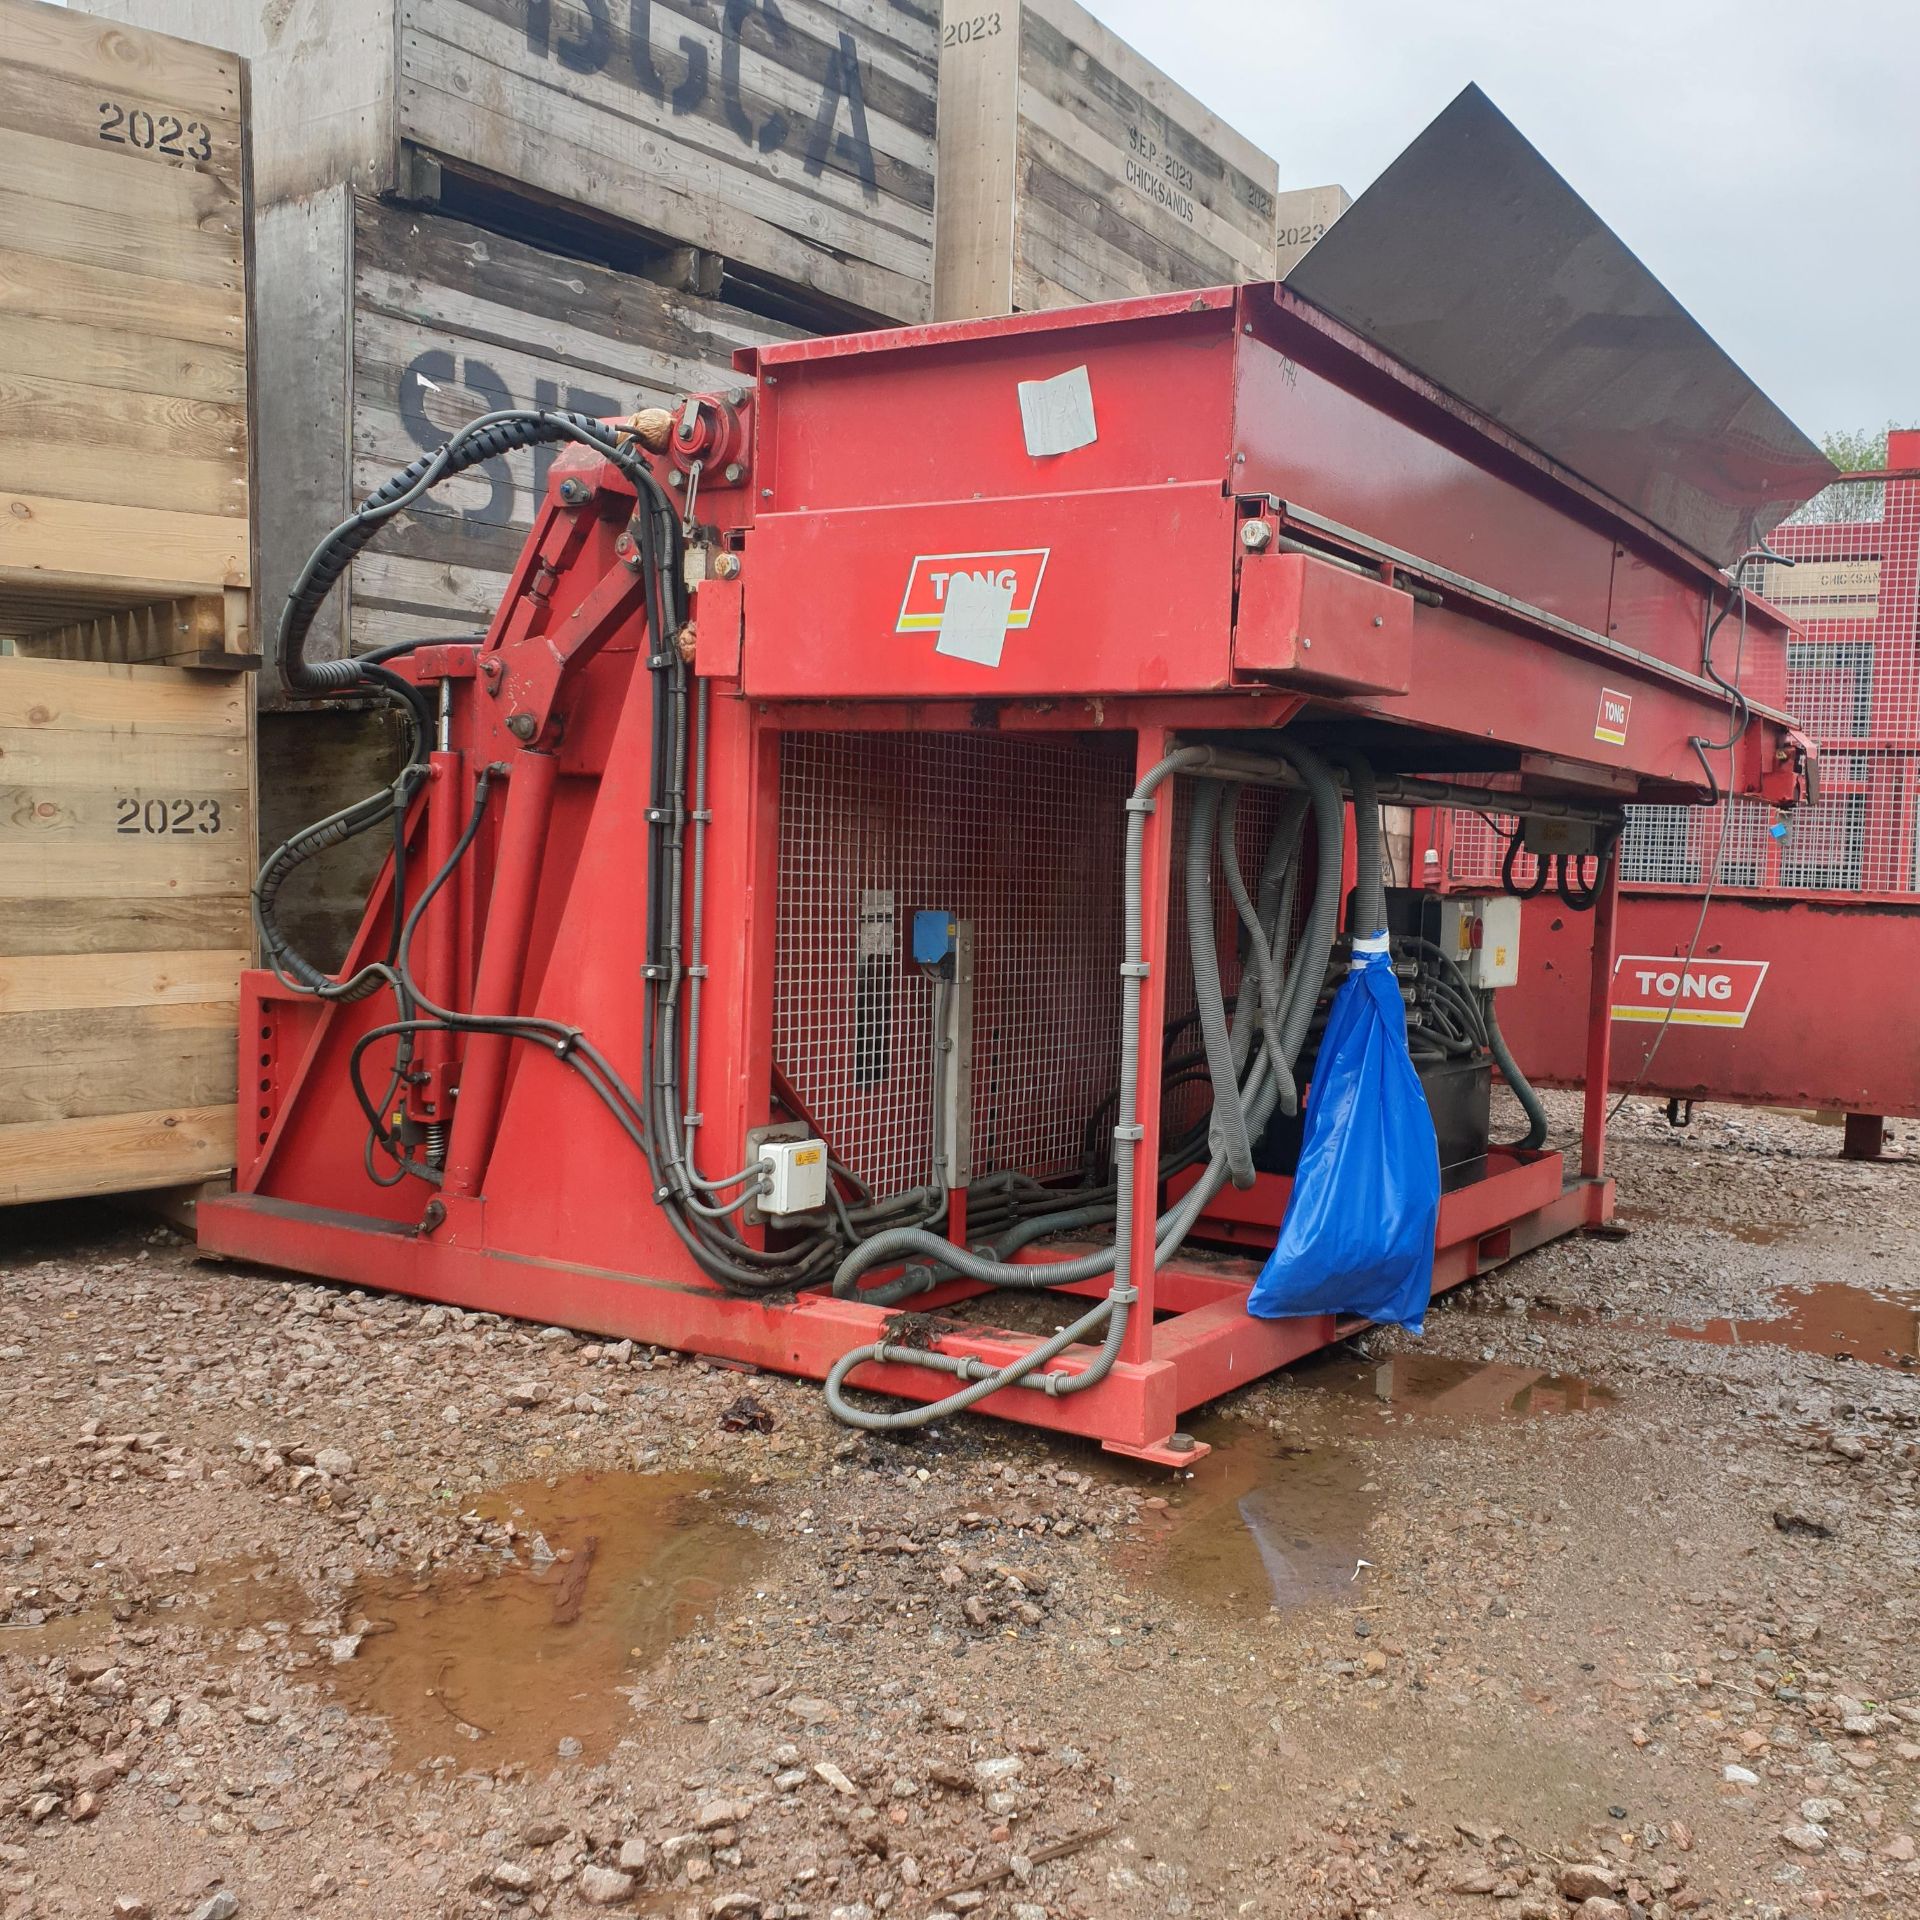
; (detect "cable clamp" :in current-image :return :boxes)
[1119,961,1150,979]
[653,1186,672,1203]
[552,1029,584,1060]
[688,965,709,979]
[1123,795,1156,815]
[690,809,713,824]
[1111,1123,1145,1143]
[683,1111,704,1128]
[1107,1284,1141,1306]
[648,651,679,670]
[640,963,668,982]
[645,806,673,824]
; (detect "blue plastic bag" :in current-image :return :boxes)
[1247,933,1441,1332]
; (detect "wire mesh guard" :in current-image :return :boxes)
[1446,474,1920,897]
[773,733,1132,1200]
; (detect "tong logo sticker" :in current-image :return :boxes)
[897,549,1050,635]
[1594,687,1633,746]
[1611,955,1769,1029]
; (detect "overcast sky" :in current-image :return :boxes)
[1095,0,1918,445]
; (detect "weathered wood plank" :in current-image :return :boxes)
[0,1104,237,1204]
[0,657,249,736]
[4,313,246,406]
[0,949,245,1015]
[0,371,247,518]
[0,895,250,959]
[0,1004,238,1129]
[0,724,249,791]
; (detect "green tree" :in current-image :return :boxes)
[1788,421,1915,525]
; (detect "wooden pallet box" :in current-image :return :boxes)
[0,0,254,668]
[0,657,252,1205]
[257,187,804,677]
[85,0,938,325]
[933,0,1278,319]
[1274,184,1351,277]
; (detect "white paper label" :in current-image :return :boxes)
[935,570,1016,669]
[1017,365,1098,458]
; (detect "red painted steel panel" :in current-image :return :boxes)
[1233,549,1414,693]
[739,486,1237,699]
[1499,892,1920,1120]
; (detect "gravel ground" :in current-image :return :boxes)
[2,1095,1918,1920]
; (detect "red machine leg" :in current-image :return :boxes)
[1842,1113,1890,1161]
[414,750,466,1101]
[1580,843,1622,1181]
[442,750,559,1197]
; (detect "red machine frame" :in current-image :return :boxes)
[1431,431,1919,1157]
[201,285,1810,1463]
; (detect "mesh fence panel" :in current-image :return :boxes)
[774,732,1131,1198]
[1444,474,1920,897]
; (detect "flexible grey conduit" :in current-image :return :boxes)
[1188,781,1256,1190]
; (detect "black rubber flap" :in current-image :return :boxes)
[1283,85,1835,566]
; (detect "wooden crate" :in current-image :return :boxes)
[1274,184,1351,277]
[933,0,1278,320]
[0,0,254,669]
[0,656,252,1205]
[256,187,803,677]
[85,0,938,325]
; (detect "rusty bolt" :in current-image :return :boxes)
[506,712,537,741]
[712,553,742,581]
[1240,519,1274,551]
[558,477,590,505]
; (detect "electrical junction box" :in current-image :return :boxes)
[1435,896,1522,989]
[759,1137,828,1217]
[912,910,960,969]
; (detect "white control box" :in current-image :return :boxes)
[760,1137,828,1216]
[1435,895,1521,989]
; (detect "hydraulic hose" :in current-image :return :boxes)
[277,409,667,698]
[1483,988,1550,1151]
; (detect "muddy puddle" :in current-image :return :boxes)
[1308,1351,1615,1420]
[1540,1280,1919,1369]
[1664,1282,1917,1367]
[1116,1354,1613,1619]
[323,1470,766,1769]
[1116,1416,1378,1619]
[2,1472,766,1773]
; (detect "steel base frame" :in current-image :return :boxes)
[198,1157,1612,1465]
